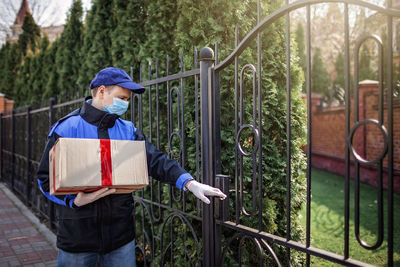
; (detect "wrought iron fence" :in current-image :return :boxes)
[0,0,399,266]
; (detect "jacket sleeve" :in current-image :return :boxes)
[135,130,193,190]
[36,131,78,209]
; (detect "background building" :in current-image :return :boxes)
[6,0,63,44]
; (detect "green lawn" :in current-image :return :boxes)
[299,168,400,266]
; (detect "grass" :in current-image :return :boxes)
[299,168,400,266]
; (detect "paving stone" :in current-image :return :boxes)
[17,252,42,265]
[0,255,19,263]
[0,187,58,266]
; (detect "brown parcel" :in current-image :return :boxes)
[49,138,149,195]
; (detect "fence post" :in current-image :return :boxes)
[11,109,15,191]
[199,47,216,267]
[25,105,31,206]
[49,98,56,229]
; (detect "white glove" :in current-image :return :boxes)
[185,180,227,204]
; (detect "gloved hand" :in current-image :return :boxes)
[73,187,116,207]
[185,180,227,204]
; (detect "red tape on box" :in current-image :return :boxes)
[52,145,56,193]
[100,139,113,186]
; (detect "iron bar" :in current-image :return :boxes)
[213,41,223,266]
[194,47,201,216]
[285,0,292,264]
[306,4,312,266]
[234,24,240,225]
[180,51,185,171]
[213,42,221,175]
[29,106,50,115]
[200,47,215,267]
[132,93,137,127]
[11,109,15,190]
[148,62,152,143]
[257,0,263,234]
[139,64,143,131]
[219,221,376,267]
[140,70,200,87]
[353,35,385,250]
[25,106,31,206]
[343,2,350,259]
[53,97,84,109]
[386,0,394,264]
[48,97,55,230]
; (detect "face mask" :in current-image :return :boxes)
[103,97,129,116]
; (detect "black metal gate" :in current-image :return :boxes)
[0,0,398,266]
[131,1,399,266]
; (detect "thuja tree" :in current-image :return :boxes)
[295,23,306,92]
[311,47,330,97]
[30,37,50,104]
[138,0,178,63]
[358,45,375,81]
[57,0,84,95]
[18,12,41,56]
[0,11,40,104]
[0,42,20,99]
[43,39,61,100]
[78,0,114,86]
[111,0,146,73]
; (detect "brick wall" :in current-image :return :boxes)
[0,94,14,113]
[308,81,400,193]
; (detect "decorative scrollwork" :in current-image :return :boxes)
[160,212,200,266]
[220,233,282,266]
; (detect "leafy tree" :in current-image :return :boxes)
[311,47,330,97]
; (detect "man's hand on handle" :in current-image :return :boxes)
[73,188,116,207]
[185,180,227,204]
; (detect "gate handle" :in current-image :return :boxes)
[215,174,229,221]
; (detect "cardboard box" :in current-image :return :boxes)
[49,138,149,195]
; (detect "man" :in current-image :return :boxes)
[37,67,226,266]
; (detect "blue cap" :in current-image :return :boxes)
[90,67,145,94]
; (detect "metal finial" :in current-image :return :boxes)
[199,47,214,61]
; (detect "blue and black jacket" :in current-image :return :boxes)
[36,96,193,253]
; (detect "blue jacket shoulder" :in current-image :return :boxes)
[48,115,81,137]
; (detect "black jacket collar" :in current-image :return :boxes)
[80,96,119,129]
